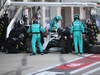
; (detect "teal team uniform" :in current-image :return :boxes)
[27,24,45,54]
[70,14,84,54]
[49,15,61,32]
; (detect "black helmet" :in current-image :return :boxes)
[23,15,28,21]
[18,20,24,25]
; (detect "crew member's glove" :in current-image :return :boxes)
[70,35,73,38]
[82,34,85,38]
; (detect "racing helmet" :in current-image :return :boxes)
[18,20,24,25]
[24,15,28,19]
[23,15,28,21]
[74,14,79,20]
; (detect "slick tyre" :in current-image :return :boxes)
[88,45,100,54]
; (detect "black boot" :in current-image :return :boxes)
[41,52,44,55]
[30,53,36,56]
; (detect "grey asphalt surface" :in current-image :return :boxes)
[0,52,80,75]
[0,34,100,75]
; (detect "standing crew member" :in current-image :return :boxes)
[27,20,45,55]
[49,15,61,32]
[70,14,85,54]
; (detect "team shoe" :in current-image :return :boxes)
[80,53,83,54]
[80,53,84,55]
[30,53,36,56]
[72,51,75,54]
[74,53,78,55]
[41,52,44,55]
[72,52,78,55]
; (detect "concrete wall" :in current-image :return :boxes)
[74,7,80,15]
[86,7,91,19]
[64,7,71,28]
[62,7,79,28]
[50,7,58,20]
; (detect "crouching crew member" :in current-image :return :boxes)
[27,20,45,55]
[70,14,85,54]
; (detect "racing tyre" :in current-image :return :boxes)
[88,45,100,54]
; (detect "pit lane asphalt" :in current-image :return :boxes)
[0,52,80,75]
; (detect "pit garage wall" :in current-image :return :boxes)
[63,7,72,28]
[62,7,80,28]
[62,7,90,28]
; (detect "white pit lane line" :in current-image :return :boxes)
[70,61,100,74]
[82,67,100,75]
